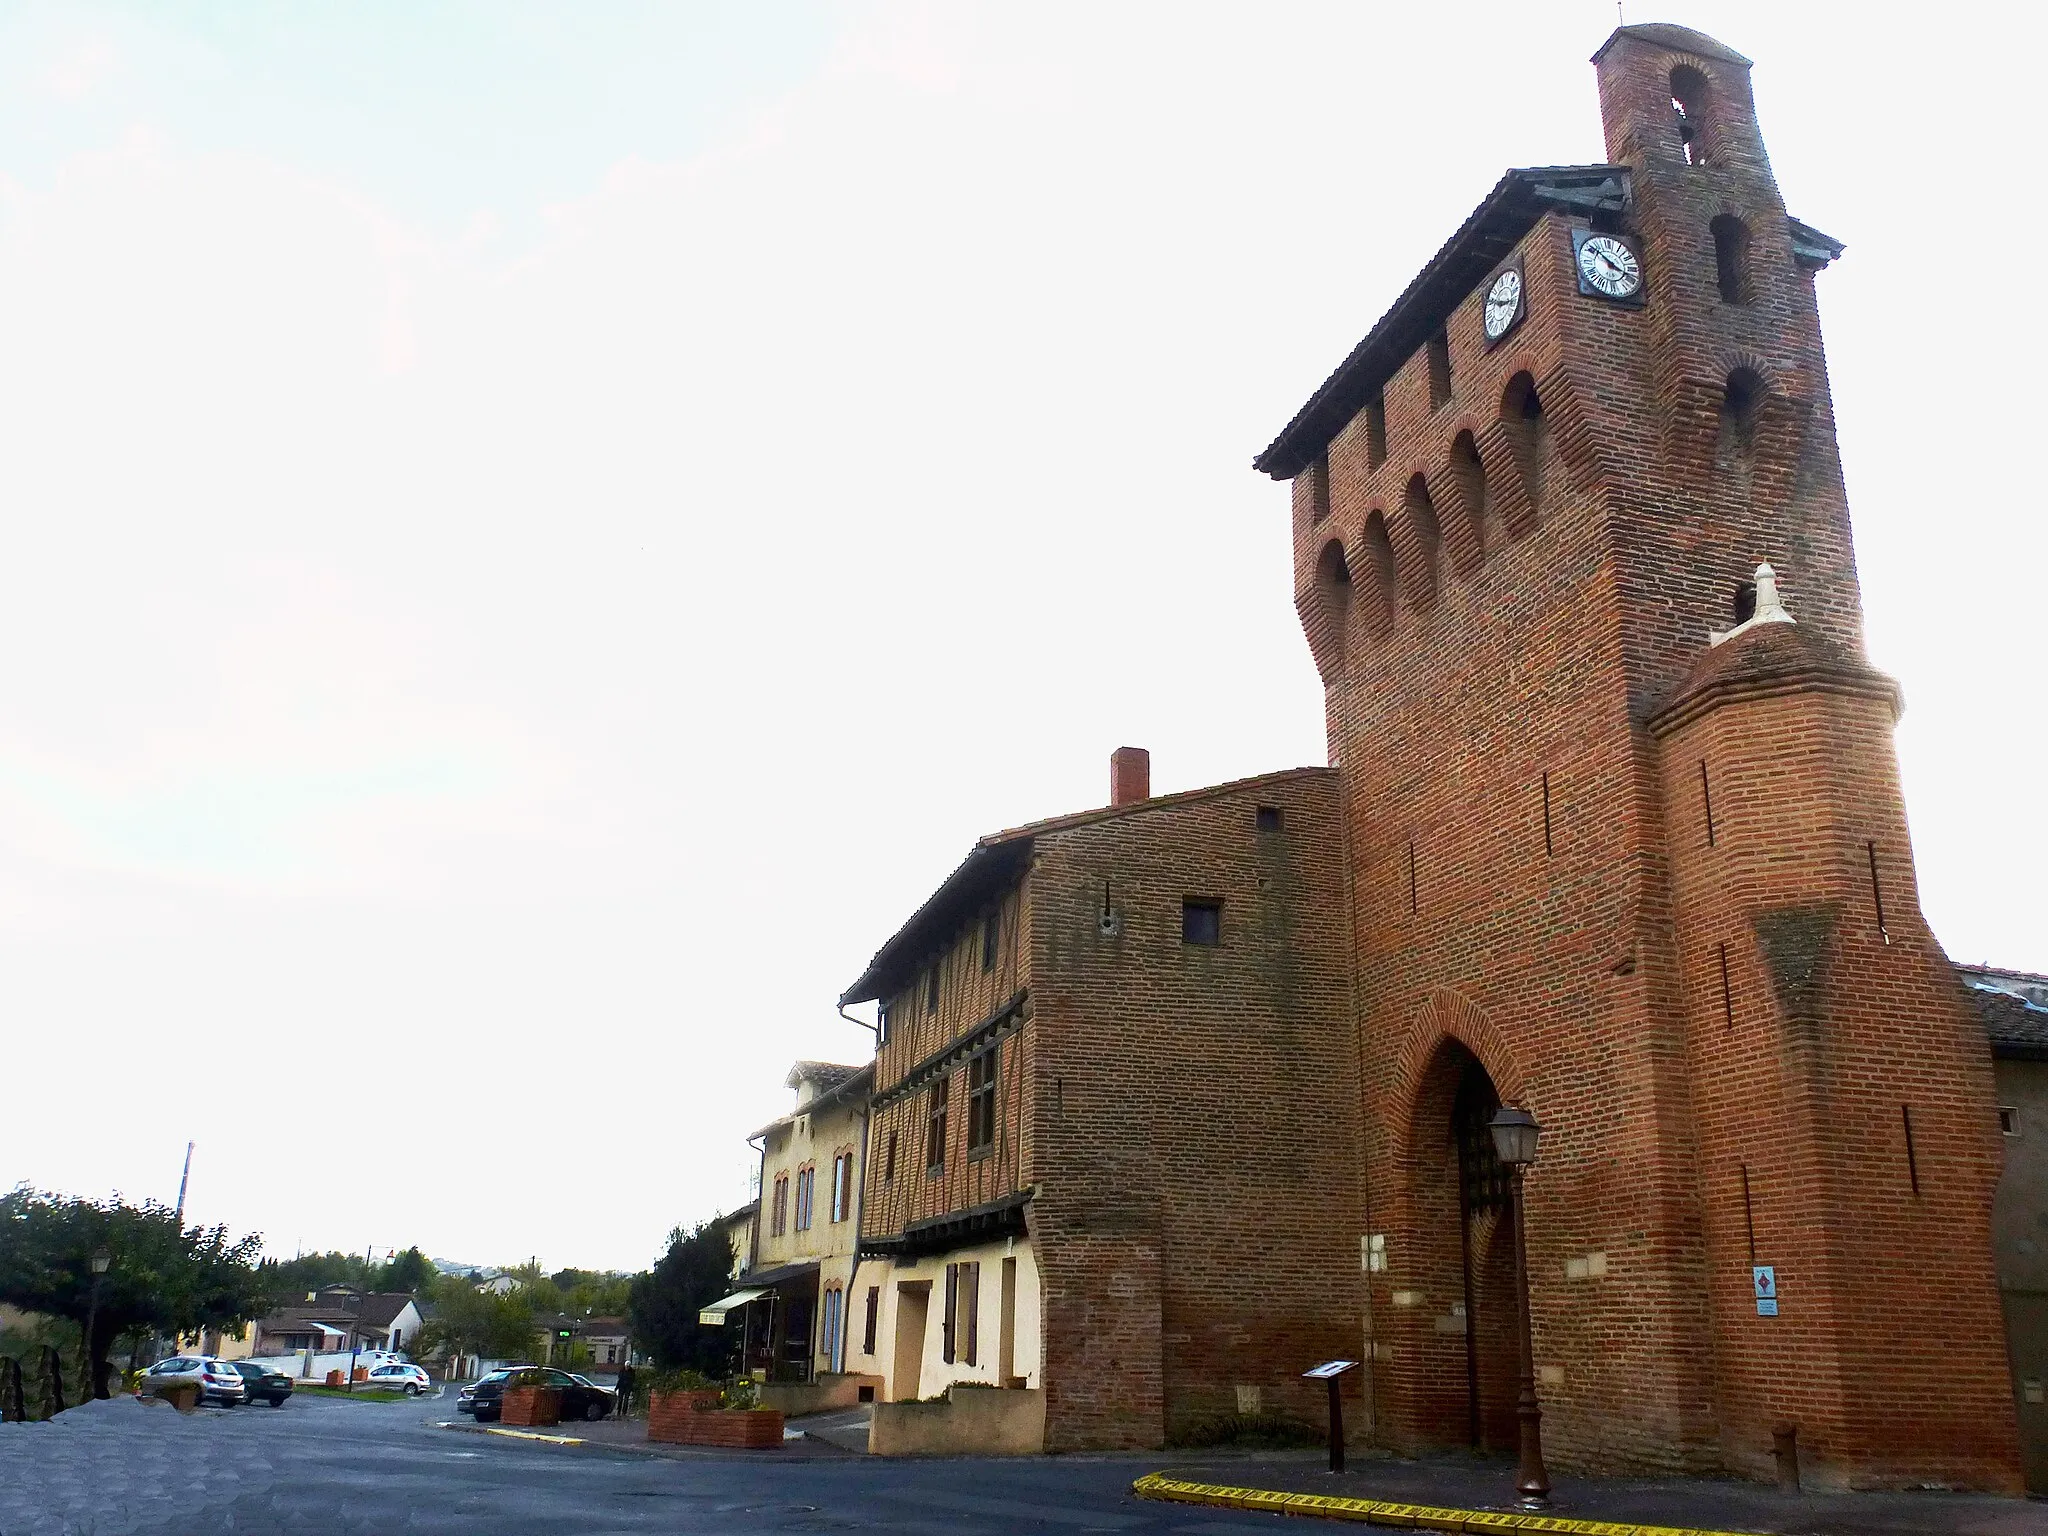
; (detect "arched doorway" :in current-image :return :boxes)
[1406,1038,1520,1451]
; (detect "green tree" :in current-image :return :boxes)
[0,1187,268,1400]
[628,1218,737,1375]
[413,1273,538,1363]
[381,1247,435,1294]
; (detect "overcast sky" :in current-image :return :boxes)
[1,1,2041,1274]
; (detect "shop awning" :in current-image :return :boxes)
[697,1288,766,1326]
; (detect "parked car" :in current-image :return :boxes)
[363,1362,432,1396]
[455,1366,533,1417]
[139,1356,247,1406]
[229,1361,294,1407]
[460,1366,612,1423]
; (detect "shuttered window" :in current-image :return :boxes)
[862,1286,880,1355]
[942,1264,958,1363]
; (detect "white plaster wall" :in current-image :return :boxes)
[852,1237,1039,1401]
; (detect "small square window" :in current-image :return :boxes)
[1182,899,1222,947]
[1256,806,1282,833]
[2001,1107,2021,1138]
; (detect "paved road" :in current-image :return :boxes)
[0,1390,1259,1536]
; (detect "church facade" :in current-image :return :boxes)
[838,23,2023,1490]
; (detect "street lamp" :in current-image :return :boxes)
[83,1249,111,1403]
[1488,1106,1550,1510]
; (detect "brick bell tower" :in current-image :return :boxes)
[1256,23,2020,1488]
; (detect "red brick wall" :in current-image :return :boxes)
[1655,666,2020,1489]
[1284,24,2019,1486]
[1025,771,1362,1450]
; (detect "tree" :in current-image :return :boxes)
[381,1247,435,1295]
[413,1273,538,1364]
[628,1218,738,1375]
[0,1187,268,1400]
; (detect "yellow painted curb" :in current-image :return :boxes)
[1129,1472,1761,1536]
[482,1427,586,1446]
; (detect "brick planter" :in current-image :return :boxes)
[646,1389,783,1449]
[500,1386,562,1427]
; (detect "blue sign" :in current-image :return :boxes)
[1753,1265,1778,1317]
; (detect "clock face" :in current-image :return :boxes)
[1576,234,1643,299]
[1482,268,1524,343]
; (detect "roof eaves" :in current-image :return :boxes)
[1252,166,1626,481]
[977,764,1336,844]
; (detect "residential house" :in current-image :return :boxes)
[837,753,1358,1450]
[1974,968,2048,1491]
[250,1286,425,1358]
[701,1061,872,1384]
[723,1201,758,1280]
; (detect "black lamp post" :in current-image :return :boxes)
[83,1249,111,1402]
[1488,1106,1549,1510]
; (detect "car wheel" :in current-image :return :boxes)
[270,1396,285,1407]
[406,1382,421,1396]
[583,1400,606,1422]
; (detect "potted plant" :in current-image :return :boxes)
[644,1367,783,1448]
[500,1368,563,1428]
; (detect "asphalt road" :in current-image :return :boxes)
[0,1388,1275,1536]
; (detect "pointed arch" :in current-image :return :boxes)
[1399,474,1442,609]
[1498,371,1549,534]
[1445,431,1489,572]
[1359,511,1397,638]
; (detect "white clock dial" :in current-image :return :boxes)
[1576,234,1642,298]
[1483,269,1523,339]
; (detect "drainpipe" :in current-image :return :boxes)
[839,1001,879,1377]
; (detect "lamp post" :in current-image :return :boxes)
[82,1249,111,1403]
[1488,1106,1549,1510]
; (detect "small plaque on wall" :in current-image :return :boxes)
[1753,1264,1778,1317]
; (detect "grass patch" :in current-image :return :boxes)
[294,1385,409,1402]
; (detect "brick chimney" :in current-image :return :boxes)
[1110,746,1151,807]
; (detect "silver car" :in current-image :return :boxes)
[140,1356,248,1406]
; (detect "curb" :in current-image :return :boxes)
[1129,1472,1761,1535]
[481,1426,586,1446]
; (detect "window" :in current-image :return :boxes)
[821,1286,843,1369]
[925,968,940,1015]
[795,1165,814,1231]
[1256,806,1282,833]
[863,1285,880,1355]
[1670,65,1710,165]
[927,1078,949,1174]
[1365,394,1388,470]
[943,1262,981,1366]
[2003,1107,2022,1138]
[1711,214,1752,304]
[1315,538,1351,639]
[771,1174,789,1237]
[1718,368,1761,469]
[1309,452,1332,523]
[1427,330,1452,410]
[883,1130,898,1183]
[878,1002,890,1046]
[1182,898,1222,947]
[831,1152,853,1222]
[982,912,1000,972]
[968,1046,999,1157]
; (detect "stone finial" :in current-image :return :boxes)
[1710,562,1797,647]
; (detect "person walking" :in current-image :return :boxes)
[614,1362,636,1420]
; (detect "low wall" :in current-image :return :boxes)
[868,1385,1045,1457]
[646,1391,785,1449]
[759,1373,883,1418]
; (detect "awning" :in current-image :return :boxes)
[304,1322,348,1339]
[697,1288,765,1326]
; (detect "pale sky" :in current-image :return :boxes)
[1,1,2041,1274]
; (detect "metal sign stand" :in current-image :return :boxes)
[1302,1360,1360,1473]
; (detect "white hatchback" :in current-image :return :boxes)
[363,1362,433,1396]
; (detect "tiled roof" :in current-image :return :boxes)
[785,1061,863,1093]
[1970,982,2048,1062]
